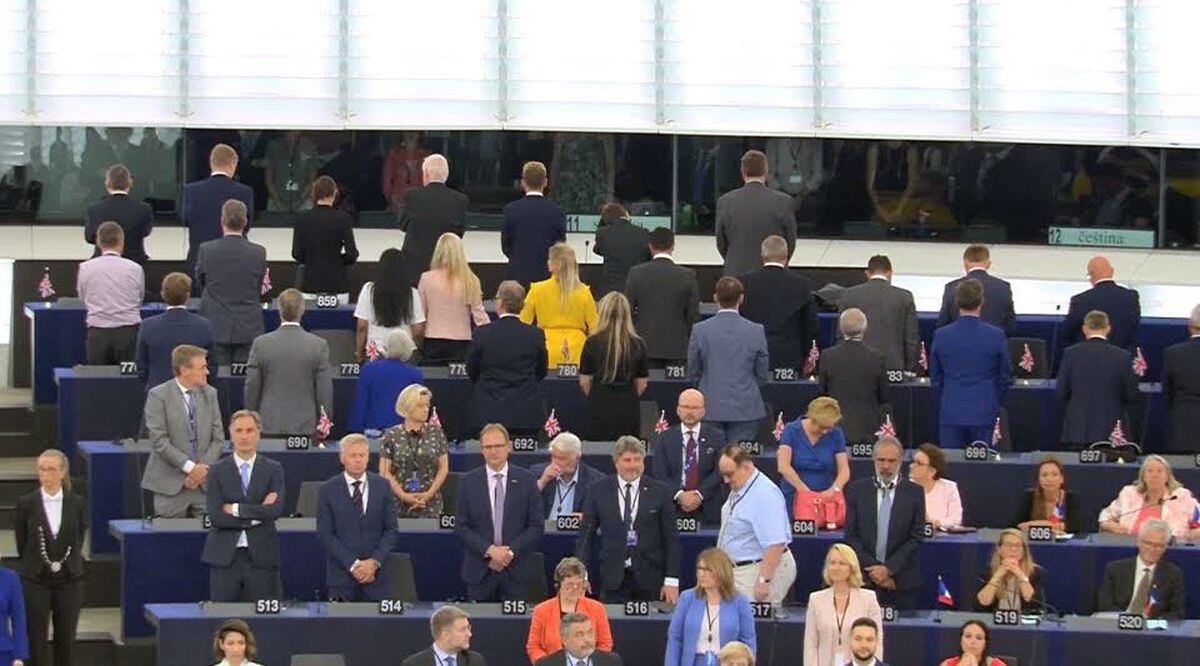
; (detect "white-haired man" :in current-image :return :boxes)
[399,153,469,275]
[530,432,604,520]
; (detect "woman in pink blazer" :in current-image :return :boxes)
[804,543,883,666]
[417,233,490,363]
[1099,454,1200,541]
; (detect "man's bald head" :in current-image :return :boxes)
[677,388,706,427]
[1087,255,1115,284]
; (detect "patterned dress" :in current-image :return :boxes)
[379,423,449,518]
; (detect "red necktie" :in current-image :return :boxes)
[684,431,699,491]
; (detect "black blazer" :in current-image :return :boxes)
[593,220,650,297]
[536,650,623,666]
[135,308,215,389]
[818,340,887,445]
[739,265,820,369]
[1163,337,1200,453]
[401,647,488,666]
[454,463,544,588]
[201,454,286,568]
[398,182,469,275]
[466,316,548,431]
[85,193,154,264]
[1096,557,1185,619]
[14,489,86,580]
[974,564,1045,613]
[843,477,925,591]
[625,257,700,362]
[501,195,567,286]
[1055,338,1139,444]
[1010,489,1084,535]
[182,174,255,272]
[1060,280,1141,352]
[529,461,604,515]
[650,423,726,523]
[937,269,1016,335]
[292,204,358,294]
[575,475,680,593]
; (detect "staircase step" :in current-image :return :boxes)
[0,432,47,457]
[0,407,33,432]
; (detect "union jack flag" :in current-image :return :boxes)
[875,414,897,439]
[919,341,929,373]
[544,408,562,438]
[1110,420,1129,446]
[316,406,332,441]
[773,412,785,441]
[992,417,1002,446]
[37,269,55,299]
[1132,347,1148,378]
[1018,343,1035,373]
[260,267,272,296]
[429,406,442,429]
[365,339,381,361]
[802,341,820,376]
[653,410,669,434]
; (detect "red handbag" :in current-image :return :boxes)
[794,489,846,530]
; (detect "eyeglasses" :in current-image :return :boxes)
[481,444,508,451]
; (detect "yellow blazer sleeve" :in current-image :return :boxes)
[519,283,538,325]
[581,286,598,334]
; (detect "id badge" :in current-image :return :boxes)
[833,650,846,666]
[626,529,639,547]
[285,178,299,192]
[788,174,804,185]
[404,475,422,492]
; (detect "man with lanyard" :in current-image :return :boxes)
[715,444,796,603]
[533,432,603,520]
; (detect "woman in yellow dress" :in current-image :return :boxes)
[520,242,598,368]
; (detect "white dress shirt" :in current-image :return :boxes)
[42,489,64,537]
[345,471,369,515]
[652,252,675,262]
[230,453,257,548]
[177,380,199,474]
[695,600,721,654]
[1131,556,1157,604]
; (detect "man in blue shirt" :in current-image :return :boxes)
[716,444,795,603]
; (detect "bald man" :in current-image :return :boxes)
[1060,255,1141,353]
[398,154,469,276]
[650,389,727,524]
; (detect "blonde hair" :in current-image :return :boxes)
[988,528,1036,580]
[695,547,737,600]
[396,384,432,420]
[806,396,843,429]
[822,543,864,588]
[1136,454,1183,495]
[548,243,582,310]
[592,292,641,383]
[717,641,755,666]
[430,233,482,306]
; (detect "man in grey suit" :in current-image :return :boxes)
[818,309,888,446]
[715,150,797,277]
[244,288,333,437]
[195,199,268,365]
[687,277,769,443]
[838,255,921,373]
[141,344,225,518]
[625,227,700,365]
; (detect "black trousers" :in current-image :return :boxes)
[421,338,471,363]
[214,343,252,366]
[467,568,533,602]
[209,549,281,602]
[85,325,138,365]
[23,576,83,666]
[602,568,659,604]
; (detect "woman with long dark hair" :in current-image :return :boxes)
[1012,457,1084,535]
[579,292,648,440]
[353,248,426,362]
[939,619,1006,666]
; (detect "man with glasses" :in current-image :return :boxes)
[402,604,488,666]
[1096,519,1184,619]
[715,444,795,603]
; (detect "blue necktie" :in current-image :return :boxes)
[876,483,892,564]
[240,462,251,497]
[185,389,199,460]
[444,655,456,666]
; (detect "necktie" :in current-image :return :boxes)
[684,432,699,491]
[185,389,199,460]
[239,462,251,496]
[875,485,892,565]
[444,656,456,666]
[623,483,634,529]
[351,480,363,514]
[1129,567,1152,615]
[492,473,505,545]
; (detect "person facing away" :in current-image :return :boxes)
[1059,254,1142,352]
[466,281,548,435]
[77,220,144,365]
[85,163,153,265]
[837,255,920,373]
[194,199,267,366]
[738,234,819,370]
[935,244,1015,335]
[1162,303,1200,453]
[135,272,215,391]
[624,226,700,366]
[183,143,254,280]
[502,161,567,287]
[1055,309,1139,449]
[818,308,887,447]
[593,202,650,298]
[399,153,469,276]
[418,232,490,364]
[715,149,797,277]
[291,174,358,297]
[520,242,598,369]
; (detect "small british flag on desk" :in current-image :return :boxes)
[992,417,1002,446]
[1109,420,1129,445]
[1132,347,1148,378]
[37,268,55,299]
[316,406,332,441]
[365,339,381,361]
[773,412,785,441]
[1018,343,1035,374]
[653,410,669,434]
[260,267,272,296]
[918,341,929,374]
[544,409,562,438]
[875,414,896,439]
[429,407,442,429]
[802,341,820,376]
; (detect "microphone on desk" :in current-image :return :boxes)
[1103,494,1177,527]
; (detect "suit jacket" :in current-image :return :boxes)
[665,588,756,666]
[529,461,604,516]
[466,315,548,431]
[838,278,920,372]
[244,325,333,435]
[292,204,358,294]
[715,182,796,277]
[1163,337,1200,452]
[14,489,87,580]
[804,587,883,666]
[1061,280,1142,351]
[454,464,544,587]
[501,195,567,286]
[141,380,225,496]
[401,648,487,666]
[0,568,29,659]
[625,257,700,361]
[650,423,726,523]
[844,477,925,591]
[1096,557,1185,619]
[739,265,820,369]
[195,234,268,345]
[399,182,469,275]
[687,311,769,422]
[135,308,215,389]
[1056,338,1139,444]
[201,454,286,568]
[818,340,887,444]
[85,193,154,264]
[316,472,399,596]
[593,220,650,297]
[575,475,680,593]
[182,174,255,272]
[936,269,1016,334]
[536,650,623,666]
[930,316,1011,426]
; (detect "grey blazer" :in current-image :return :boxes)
[195,234,268,345]
[687,310,769,422]
[244,324,333,435]
[838,278,920,372]
[141,380,225,496]
[715,182,796,277]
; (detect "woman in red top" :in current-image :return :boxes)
[939,619,1006,666]
[525,557,613,663]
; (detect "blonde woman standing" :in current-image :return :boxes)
[418,233,490,363]
[520,242,598,368]
[579,292,649,441]
[804,543,884,666]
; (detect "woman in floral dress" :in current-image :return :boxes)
[378,384,449,518]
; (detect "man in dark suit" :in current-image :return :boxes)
[202,410,286,602]
[838,255,920,372]
[467,281,548,435]
[502,161,566,287]
[455,423,544,601]
[1060,255,1142,352]
[195,199,268,365]
[182,143,254,279]
[316,434,399,601]
[930,279,1011,448]
[819,309,888,446]
[1096,519,1185,619]
[715,150,796,277]
[593,202,650,297]
[844,437,925,610]
[576,437,680,604]
[85,163,153,265]
[1163,305,1200,452]
[936,244,1015,334]
[1056,310,1140,449]
[739,234,819,370]
[624,227,699,365]
[534,613,623,666]
[398,154,469,276]
[531,432,604,520]
[401,605,488,666]
[135,272,214,390]
[292,175,358,296]
[650,389,726,525]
